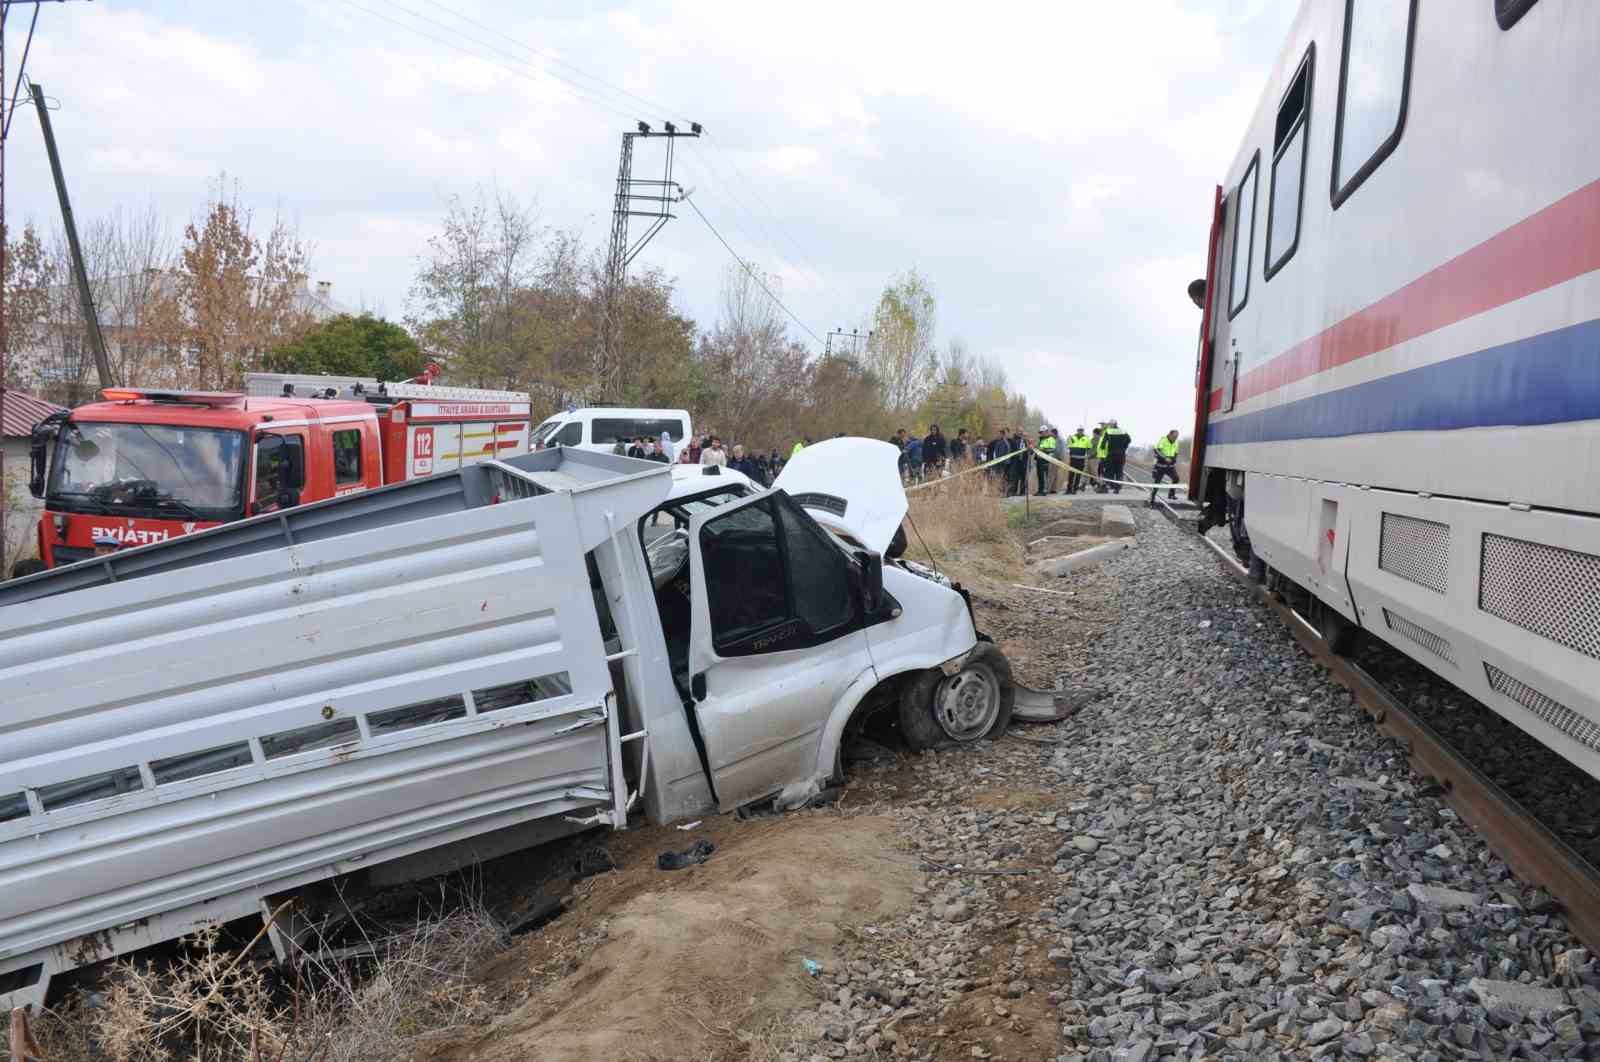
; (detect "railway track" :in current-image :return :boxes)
[1157,497,1600,959]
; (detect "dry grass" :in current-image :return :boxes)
[903,466,1016,566]
[10,903,508,1062]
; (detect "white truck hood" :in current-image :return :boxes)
[772,437,906,554]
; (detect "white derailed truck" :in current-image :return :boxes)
[0,438,1014,1008]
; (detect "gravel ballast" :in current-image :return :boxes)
[790,508,1598,1061]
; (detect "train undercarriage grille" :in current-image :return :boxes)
[1485,663,1600,755]
[1383,608,1457,665]
[1480,534,1600,660]
[1379,513,1450,593]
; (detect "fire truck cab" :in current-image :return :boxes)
[27,374,530,569]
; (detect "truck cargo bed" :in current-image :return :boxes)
[0,450,670,1007]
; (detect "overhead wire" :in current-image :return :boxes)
[396,0,832,294]
[335,0,830,346]
[682,196,823,347]
[337,0,640,125]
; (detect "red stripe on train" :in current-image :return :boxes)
[1208,177,1600,413]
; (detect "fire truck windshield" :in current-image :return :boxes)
[46,422,248,518]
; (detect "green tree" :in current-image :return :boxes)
[264,313,426,381]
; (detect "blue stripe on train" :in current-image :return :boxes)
[1205,317,1600,446]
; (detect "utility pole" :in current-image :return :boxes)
[825,328,872,358]
[1,0,51,577]
[597,119,700,403]
[33,80,111,390]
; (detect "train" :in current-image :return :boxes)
[1189,1,1600,780]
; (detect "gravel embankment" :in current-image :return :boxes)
[792,510,1598,1061]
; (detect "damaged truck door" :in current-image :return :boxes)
[685,490,879,811]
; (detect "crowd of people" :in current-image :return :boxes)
[615,430,792,485]
[611,421,1183,500]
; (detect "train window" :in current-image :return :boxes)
[1266,46,1314,279]
[1331,0,1417,208]
[1496,0,1539,28]
[1227,153,1259,320]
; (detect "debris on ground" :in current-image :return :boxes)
[656,838,715,870]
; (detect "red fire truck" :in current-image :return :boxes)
[24,371,531,570]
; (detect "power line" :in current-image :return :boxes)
[683,196,822,347]
[335,0,830,349]
[380,0,832,297]
[419,0,675,120]
[336,0,640,125]
[675,145,808,290]
[703,133,829,287]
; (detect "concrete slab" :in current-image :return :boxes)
[1038,539,1131,578]
[1101,505,1136,538]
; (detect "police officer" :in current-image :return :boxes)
[1065,426,1092,494]
[1034,424,1058,495]
[1151,429,1181,503]
[1101,419,1131,492]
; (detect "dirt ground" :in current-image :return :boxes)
[440,812,918,1062]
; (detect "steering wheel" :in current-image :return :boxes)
[646,528,690,589]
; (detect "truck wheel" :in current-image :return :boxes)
[898,644,1016,750]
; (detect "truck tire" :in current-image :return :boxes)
[898,644,1016,750]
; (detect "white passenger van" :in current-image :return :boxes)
[532,407,693,454]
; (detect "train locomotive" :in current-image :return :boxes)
[1190,1,1600,779]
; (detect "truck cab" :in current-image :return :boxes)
[30,389,380,568]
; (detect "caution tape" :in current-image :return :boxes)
[1030,447,1184,492]
[903,446,1026,492]
[906,445,1180,494]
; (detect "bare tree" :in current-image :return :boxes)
[407,188,544,390]
[146,175,316,389]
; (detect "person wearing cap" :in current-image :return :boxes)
[1151,429,1182,503]
[1101,419,1132,493]
[92,532,120,557]
[1034,424,1058,496]
[1064,426,1092,494]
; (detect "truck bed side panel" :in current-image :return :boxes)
[0,488,615,960]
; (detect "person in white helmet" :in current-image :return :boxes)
[1034,423,1058,495]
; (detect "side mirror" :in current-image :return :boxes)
[856,549,884,614]
[28,412,68,499]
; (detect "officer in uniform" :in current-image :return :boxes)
[1065,427,1092,494]
[1101,420,1131,492]
[1034,424,1058,495]
[1092,424,1111,492]
[1151,429,1182,503]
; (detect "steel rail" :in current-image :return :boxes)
[1175,511,1600,957]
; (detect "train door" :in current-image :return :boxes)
[1189,184,1225,496]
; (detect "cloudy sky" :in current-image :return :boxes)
[4,0,1298,441]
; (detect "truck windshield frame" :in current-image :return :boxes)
[46,422,249,520]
